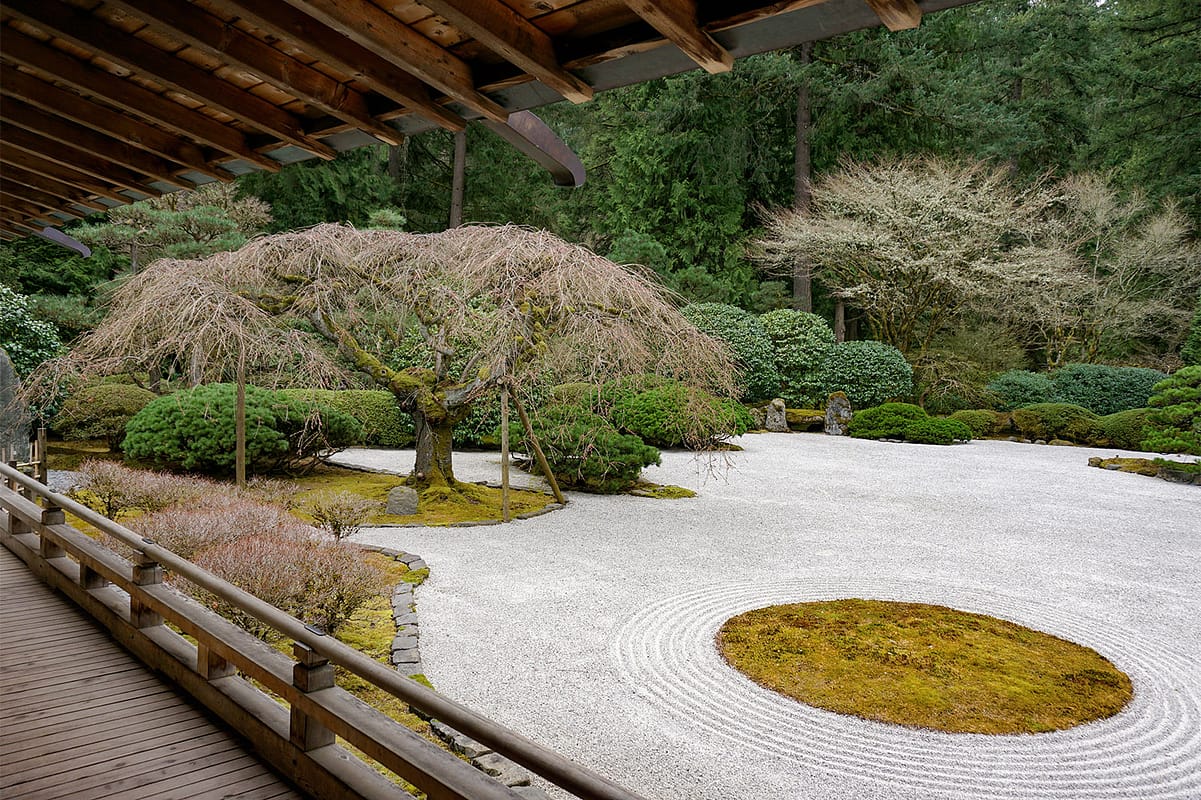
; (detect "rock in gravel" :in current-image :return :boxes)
[386,486,419,515]
[764,398,789,432]
[824,391,853,436]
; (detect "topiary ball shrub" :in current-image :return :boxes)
[903,417,974,445]
[124,383,363,475]
[1049,363,1167,415]
[759,309,835,407]
[1091,408,1154,451]
[949,409,997,439]
[1011,403,1099,443]
[283,388,413,447]
[53,383,157,449]
[516,404,660,494]
[589,374,674,415]
[1142,366,1201,455]
[987,370,1054,411]
[681,303,780,402]
[848,402,928,440]
[610,383,751,449]
[820,341,913,409]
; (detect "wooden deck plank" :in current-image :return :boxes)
[0,546,304,800]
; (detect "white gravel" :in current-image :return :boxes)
[335,435,1201,800]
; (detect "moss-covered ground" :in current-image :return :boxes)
[717,599,1132,734]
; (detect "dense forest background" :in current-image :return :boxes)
[3,0,1198,377]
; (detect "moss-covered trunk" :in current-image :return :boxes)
[411,409,456,487]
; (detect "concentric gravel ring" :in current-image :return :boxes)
[611,579,1201,799]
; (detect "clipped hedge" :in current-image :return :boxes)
[124,383,362,475]
[759,309,834,407]
[1091,408,1154,451]
[516,404,660,494]
[949,409,999,439]
[1049,363,1167,415]
[681,303,779,402]
[1143,366,1201,455]
[610,383,752,449]
[282,388,412,447]
[1010,403,1098,443]
[848,403,928,440]
[820,341,913,409]
[53,383,156,449]
[903,417,974,445]
[987,370,1054,411]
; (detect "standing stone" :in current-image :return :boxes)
[764,398,789,432]
[824,392,853,436]
[0,350,31,462]
[386,485,419,516]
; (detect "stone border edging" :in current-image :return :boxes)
[354,543,553,799]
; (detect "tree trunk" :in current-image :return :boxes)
[411,409,456,487]
[834,300,846,342]
[449,130,466,229]
[792,42,814,312]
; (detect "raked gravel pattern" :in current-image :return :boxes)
[336,435,1201,800]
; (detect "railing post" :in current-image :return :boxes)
[290,641,336,751]
[38,505,67,559]
[130,548,164,628]
[196,643,236,680]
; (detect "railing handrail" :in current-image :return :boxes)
[0,462,646,800]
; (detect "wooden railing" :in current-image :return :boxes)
[0,462,646,800]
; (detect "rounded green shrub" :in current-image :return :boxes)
[282,388,413,447]
[53,383,156,449]
[516,404,660,494]
[124,383,362,475]
[1011,403,1099,443]
[0,285,62,378]
[819,341,913,409]
[1049,363,1167,415]
[1142,366,1201,455]
[590,374,674,414]
[987,370,1054,411]
[848,402,928,440]
[903,417,974,445]
[681,303,779,402]
[949,409,997,439]
[611,383,751,449]
[1091,408,1154,451]
[759,309,835,407]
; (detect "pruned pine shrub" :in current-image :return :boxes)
[820,341,913,409]
[305,490,377,540]
[987,370,1054,411]
[759,309,835,407]
[681,303,780,402]
[283,388,412,447]
[848,403,928,441]
[610,383,751,449]
[949,409,998,439]
[903,418,974,445]
[124,383,362,475]
[1091,408,1154,451]
[1143,366,1201,455]
[517,404,660,494]
[53,383,156,449]
[1011,403,1099,442]
[1049,364,1167,415]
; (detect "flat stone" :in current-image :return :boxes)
[391,648,421,663]
[431,720,493,760]
[471,753,532,786]
[406,559,428,571]
[395,662,424,677]
[386,486,419,516]
[397,553,424,566]
[393,611,419,626]
[391,635,419,651]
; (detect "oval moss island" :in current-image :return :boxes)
[716,599,1132,734]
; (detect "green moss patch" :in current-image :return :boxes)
[717,599,1132,734]
[628,482,697,499]
[1088,456,1201,485]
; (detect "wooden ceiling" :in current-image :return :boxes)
[0,0,974,240]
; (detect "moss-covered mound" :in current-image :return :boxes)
[717,599,1132,734]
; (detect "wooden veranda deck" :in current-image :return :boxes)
[0,545,305,800]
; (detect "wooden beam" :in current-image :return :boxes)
[0,165,108,212]
[2,126,164,197]
[0,64,233,182]
[283,0,509,122]
[0,180,96,217]
[864,0,923,31]
[419,0,593,104]
[206,0,466,132]
[0,201,60,228]
[1,99,197,190]
[623,1,734,74]
[103,0,404,147]
[4,0,337,160]
[4,218,44,235]
[0,191,84,219]
[0,144,140,204]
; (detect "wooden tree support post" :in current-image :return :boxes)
[291,641,336,751]
[130,549,164,628]
[35,426,48,485]
[509,393,564,505]
[500,383,511,523]
[235,349,247,489]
